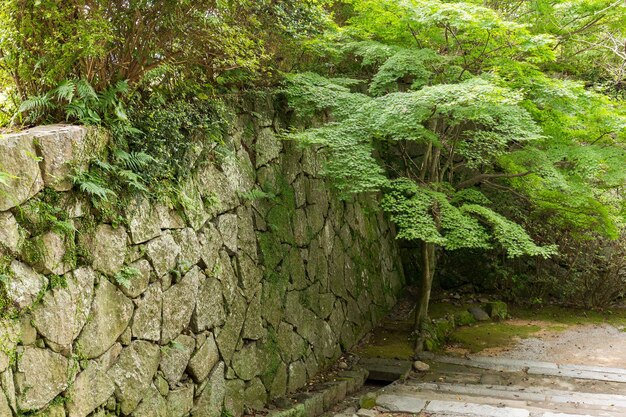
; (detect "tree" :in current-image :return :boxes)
[284,0,626,346]
[0,0,333,126]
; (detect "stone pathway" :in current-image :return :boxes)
[367,353,626,416]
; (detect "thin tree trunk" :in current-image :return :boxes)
[414,241,436,351]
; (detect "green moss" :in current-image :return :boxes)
[356,320,414,360]
[511,305,626,328]
[454,310,477,327]
[359,393,377,409]
[485,301,508,320]
[449,322,541,353]
[259,327,282,387]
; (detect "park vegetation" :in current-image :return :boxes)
[1,0,626,339]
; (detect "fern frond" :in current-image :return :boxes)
[18,95,53,113]
[117,169,148,192]
[114,150,156,171]
[76,79,98,102]
[53,80,76,103]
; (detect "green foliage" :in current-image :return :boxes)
[114,267,140,289]
[16,79,135,130]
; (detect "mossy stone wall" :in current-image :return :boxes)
[0,97,404,416]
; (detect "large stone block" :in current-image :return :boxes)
[161,266,200,344]
[33,266,95,351]
[160,334,195,388]
[31,125,107,191]
[75,278,134,359]
[145,232,180,278]
[0,131,44,211]
[167,384,194,417]
[216,213,238,254]
[121,258,152,299]
[255,127,282,168]
[0,319,20,373]
[171,227,201,271]
[0,212,20,254]
[31,230,73,275]
[215,294,245,363]
[192,277,225,332]
[0,390,10,417]
[243,378,267,411]
[231,343,260,381]
[65,362,115,417]
[197,223,222,272]
[191,362,225,417]
[108,340,161,415]
[83,224,128,276]
[131,283,162,342]
[131,385,167,417]
[126,196,161,244]
[5,260,48,312]
[187,333,219,383]
[16,347,70,411]
[224,379,245,417]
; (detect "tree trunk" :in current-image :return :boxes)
[414,241,436,351]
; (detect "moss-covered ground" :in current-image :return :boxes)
[356,299,626,358]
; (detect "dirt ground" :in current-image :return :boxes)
[483,322,626,367]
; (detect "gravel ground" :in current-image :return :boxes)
[485,322,626,367]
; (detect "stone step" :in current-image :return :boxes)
[397,381,626,410]
[376,389,625,417]
[357,357,412,382]
[417,353,626,383]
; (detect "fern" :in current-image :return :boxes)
[18,95,54,114]
[76,79,98,102]
[116,169,149,193]
[113,150,156,172]
[71,170,116,202]
[53,80,76,103]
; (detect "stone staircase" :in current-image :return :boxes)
[374,353,626,417]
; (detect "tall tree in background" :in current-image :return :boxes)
[284,0,626,346]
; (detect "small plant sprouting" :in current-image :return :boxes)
[114,266,140,289]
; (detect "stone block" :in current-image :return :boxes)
[16,347,70,411]
[107,340,161,415]
[84,224,128,276]
[192,277,225,332]
[121,258,152,298]
[192,362,225,417]
[0,212,20,254]
[161,266,200,344]
[188,333,219,383]
[160,334,195,388]
[126,196,161,244]
[132,283,162,342]
[243,377,267,411]
[4,260,47,312]
[33,266,95,351]
[75,278,134,359]
[32,125,105,191]
[65,362,115,417]
[145,232,180,277]
[167,384,194,417]
[0,131,44,211]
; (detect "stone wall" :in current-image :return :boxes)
[0,101,404,417]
